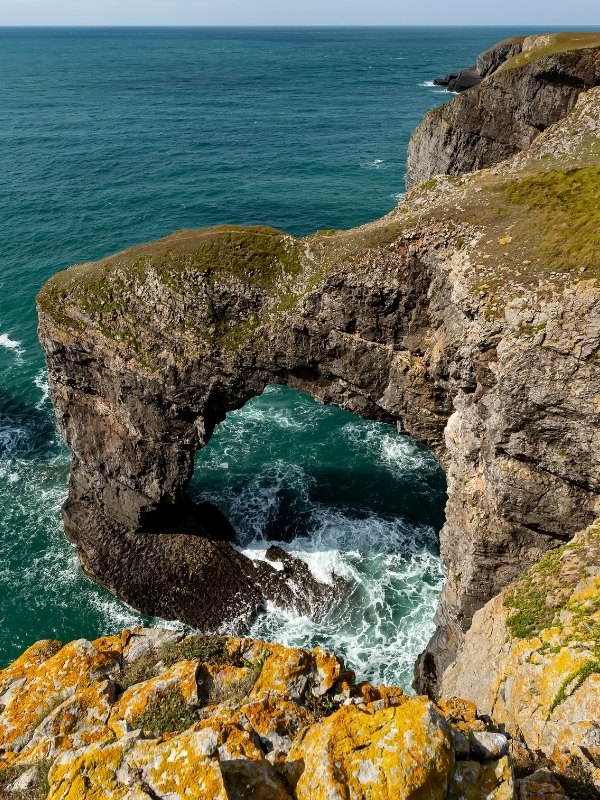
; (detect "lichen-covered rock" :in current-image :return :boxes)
[287,698,456,800]
[0,630,515,800]
[0,634,124,759]
[449,757,514,800]
[442,520,600,791]
[46,729,229,800]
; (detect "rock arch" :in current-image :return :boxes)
[38,183,600,695]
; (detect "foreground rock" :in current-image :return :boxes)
[442,519,600,793]
[0,630,514,799]
[38,79,600,682]
[407,33,600,188]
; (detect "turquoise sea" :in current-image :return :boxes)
[0,26,550,686]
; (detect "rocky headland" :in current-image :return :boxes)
[408,32,600,188]
[6,31,597,798]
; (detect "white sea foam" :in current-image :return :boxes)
[391,192,405,202]
[193,388,445,689]
[0,332,25,363]
[360,158,387,170]
[0,425,28,458]
[229,465,445,688]
[34,370,50,409]
[418,80,437,87]
[245,506,445,688]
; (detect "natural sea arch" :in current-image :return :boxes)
[39,224,598,696]
[189,384,447,688]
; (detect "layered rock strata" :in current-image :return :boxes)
[38,54,600,693]
[407,33,600,188]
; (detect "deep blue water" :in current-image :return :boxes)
[0,26,546,684]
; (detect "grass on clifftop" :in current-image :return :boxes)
[498,32,600,72]
[501,165,600,279]
[37,225,304,356]
[38,225,301,315]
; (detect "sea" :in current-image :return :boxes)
[0,26,552,687]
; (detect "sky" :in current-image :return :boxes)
[0,0,598,27]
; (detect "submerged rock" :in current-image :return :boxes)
[0,630,515,800]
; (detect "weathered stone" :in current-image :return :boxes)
[449,757,514,800]
[517,769,571,800]
[407,33,600,188]
[442,521,600,787]
[37,44,600,695]
[0,631,516,799]
[469,731,510,762]
[288,698,455,800]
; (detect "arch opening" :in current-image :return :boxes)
[189,384,447,689]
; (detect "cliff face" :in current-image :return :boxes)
[442,519,600,791]
[37,80,600,697]
[406,33,600,189]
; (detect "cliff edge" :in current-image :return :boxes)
[37,77,600,699]
[35,34,600,710]
[406,33,600,188]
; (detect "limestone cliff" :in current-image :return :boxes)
[406,33,600,189]
[37,76,600,696]
[442,519,600,793]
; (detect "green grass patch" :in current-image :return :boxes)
[0,760,51,800]
[501,166,600,281]
[37,225,304,355]
[504,545,568,639]
[550,660,600,714]
[498,32,600,73]
[119,636,245,691]
[134,688,199,734]
[157,635,235,668]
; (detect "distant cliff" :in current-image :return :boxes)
[407,33,600,188]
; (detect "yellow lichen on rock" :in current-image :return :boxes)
[0,639,63,697]
[449,757,513,800]
[249,643,312,701]
[0,629,518,800]
[46,729,228,800]
[289,698,455,800]
[442,520,600,790]
[0,638,122,757]
[108,659,199,736]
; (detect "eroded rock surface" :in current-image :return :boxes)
[407,33,600,188]
[37,77,600,689]
[442,520,600,793]
[0,630,515,800]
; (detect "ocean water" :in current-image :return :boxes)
[0,26,544,684]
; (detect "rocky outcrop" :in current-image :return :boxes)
[475,37,526,78]
[407,33,600,188]
[0,629,516,799]
[433,68,482,93]
[37,81,600,693]
[433,36,526,91]
[442,519,600,793]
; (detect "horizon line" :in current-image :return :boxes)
[1,24,598,29]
